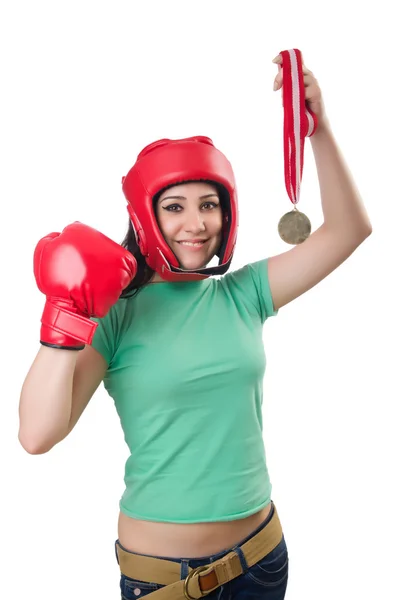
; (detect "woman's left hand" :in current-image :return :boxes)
[272,53,328,131]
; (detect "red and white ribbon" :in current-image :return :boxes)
[279,48,318,207]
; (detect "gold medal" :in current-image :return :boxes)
[278,206,311,245]
[275,49,317,247]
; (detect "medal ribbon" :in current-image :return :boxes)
[279,48,318,207]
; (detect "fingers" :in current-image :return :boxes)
[272,52,313,91]
[274,72,314,91]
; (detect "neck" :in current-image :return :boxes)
[149,272,167,284]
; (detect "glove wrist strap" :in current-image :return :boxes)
[41,300,98,346]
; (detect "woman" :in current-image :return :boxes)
[19,56,372,599]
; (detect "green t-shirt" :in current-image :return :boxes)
[91,258,278,523]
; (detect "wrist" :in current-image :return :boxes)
[311,116,332,138]
[40,299,98,349]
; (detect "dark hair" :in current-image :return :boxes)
[119,180,228,299]
[118,220,155,299]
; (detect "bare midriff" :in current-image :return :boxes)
[117,503,272,559]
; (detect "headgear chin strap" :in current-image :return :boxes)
[121,136,239,282]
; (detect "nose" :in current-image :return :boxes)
[183,210,206,233]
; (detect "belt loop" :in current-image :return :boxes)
[114,540,120,565]
[232,545,249,575]
[180,559,189,580]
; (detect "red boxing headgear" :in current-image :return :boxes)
[121,136,239,282]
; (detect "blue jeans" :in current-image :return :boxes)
[116,501,289,599]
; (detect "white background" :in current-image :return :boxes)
[1,1,396,599]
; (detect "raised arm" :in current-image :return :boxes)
[268,58,372,310]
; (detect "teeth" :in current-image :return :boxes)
[179,241,205,247]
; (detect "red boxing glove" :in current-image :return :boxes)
[34,222,137,350]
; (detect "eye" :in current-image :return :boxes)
[163,204,181,212]
[163,202,219,212]
[202,202,220,210]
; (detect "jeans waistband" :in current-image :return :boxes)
[115,500,275,574]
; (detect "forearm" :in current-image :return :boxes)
[310,121,372,236]
[18,345,78,454]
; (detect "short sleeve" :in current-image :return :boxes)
[247,258,278,323]
[224,258,278,324]
[90,309,116,367]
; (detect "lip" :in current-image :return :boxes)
[177,239,209,251]
[177,239,208,243]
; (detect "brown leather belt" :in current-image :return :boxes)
[116,504,283,599]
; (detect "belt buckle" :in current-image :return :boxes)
[183,565,211,600]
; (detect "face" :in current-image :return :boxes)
[154,181,223,273]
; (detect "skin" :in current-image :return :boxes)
[150,181,223,282]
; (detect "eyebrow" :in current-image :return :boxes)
[159,193,219,204]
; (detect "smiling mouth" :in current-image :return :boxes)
[177,240,208,247]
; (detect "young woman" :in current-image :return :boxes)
[19,59,372,600]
